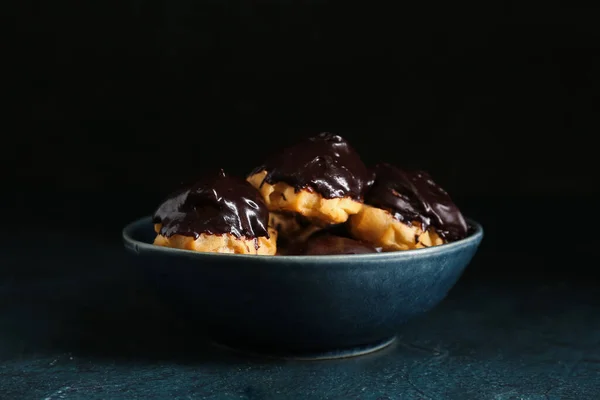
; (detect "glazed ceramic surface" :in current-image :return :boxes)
[122,216,483,357]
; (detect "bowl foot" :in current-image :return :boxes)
[211,336,397,361]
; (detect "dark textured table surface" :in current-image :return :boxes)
[1,216,599,399]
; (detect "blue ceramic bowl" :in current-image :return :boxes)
[123,216,483,359]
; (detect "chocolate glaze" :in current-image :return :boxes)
[278,231,379,256]
[250,132,373,200]
[301,234,380,255]
[275,222,380,255]
[153,169,270,241]
[365,163,468,241]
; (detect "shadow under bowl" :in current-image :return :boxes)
[123,216,483,359]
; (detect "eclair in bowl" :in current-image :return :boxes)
[122,132,483,359]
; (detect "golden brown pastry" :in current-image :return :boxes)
[153,224,278,255]
[349,205,444,251]
[152,169,277,255]
[267,211,325,255]
[348,163,468,251]
[249,171,362,225]
[247,133,372,225]
[267,212,320,239]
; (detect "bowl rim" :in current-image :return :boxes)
[122,215,483,263]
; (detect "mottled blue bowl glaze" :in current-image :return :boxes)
[123,216,483,358]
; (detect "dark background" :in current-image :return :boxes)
[4,1,600,279]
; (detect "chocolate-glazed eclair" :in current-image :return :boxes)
[348,163,468,251]
[247,132,373,225]
[153,169,277,255]
[267,211,323,254]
